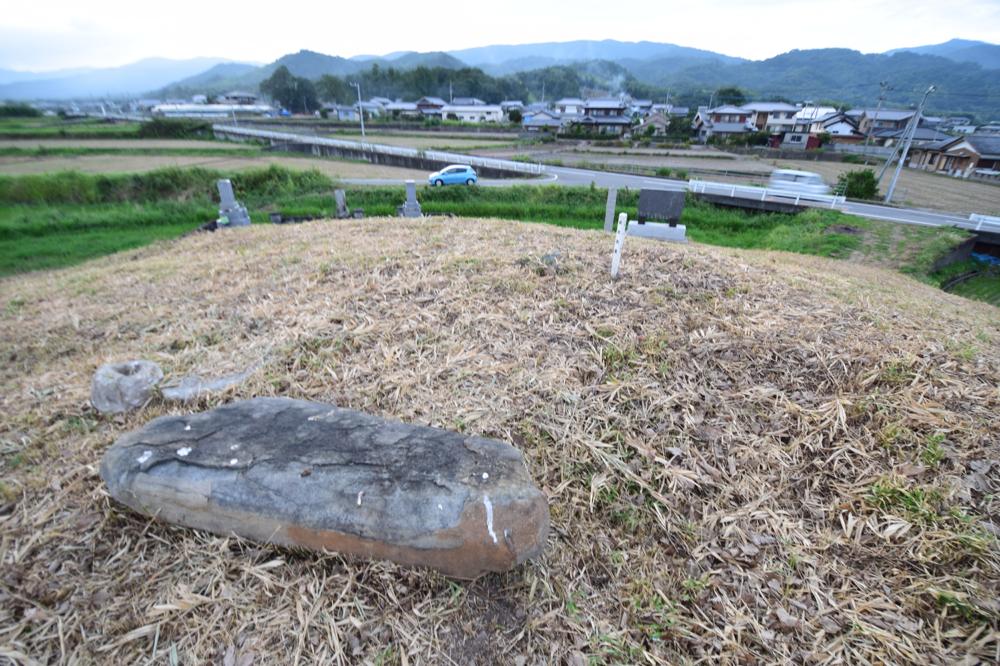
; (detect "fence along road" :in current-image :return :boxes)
[213,124,1000,234]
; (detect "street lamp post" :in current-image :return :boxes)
[351,82,365,138]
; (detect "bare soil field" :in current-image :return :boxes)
[772,159,1000,216]
[1,218,997,664]
[0,153,428,180]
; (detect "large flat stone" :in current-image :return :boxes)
[100,398,549,578]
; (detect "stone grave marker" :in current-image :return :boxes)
[100,397,549,579]
[334,189,350,219]
[398,180,422,218]
[629,189,687,242]
[216,179,251,228]
[604,187,618,233]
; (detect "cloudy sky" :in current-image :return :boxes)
[3,0,999,71]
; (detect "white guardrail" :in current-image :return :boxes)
[212,124,544,176]
[687,179,845,208]
[968,214,1000,234]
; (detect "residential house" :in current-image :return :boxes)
[554,98,585,116]
[629,99,653,117]
[740,102,799,134]
[522,109,563,132]
[416,96,447,118]
[370,96,392,107]
[908,135,1000,177]
[322,104,358,121]
[780,107,838,148]
[571,98,632,135]
[500,100,525,120]
[873,126,954,148]
[452,97,486,106]
[384,101,420,119]
[651,103,690,117]
[354,101,383,118]
[219,91,259,105]
[440,104,504,123]
[847,108,916,135]
[636,111,671,136]
[812,112,864,142]
[692,105,752,142]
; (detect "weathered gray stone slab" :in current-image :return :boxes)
[91,360,164,414]
[216,179,251,228]
[398,180,422,218]
[603,187,618,233]
[100,398,549,578]
[334,189,349,219]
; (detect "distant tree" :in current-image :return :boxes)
[316,75,352,104]
[714,86,747,106]
[507,108,522,124]
[260,66,318,114]
[0,104,41,118]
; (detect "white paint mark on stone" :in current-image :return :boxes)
[357,490,365,507]
[482,472,489,480]
[136,450,152,464]
[229,458,238,465]
[230,444,239,451]
[184,424,191,431]
[483,494,498,544]
[177,447,191,457]
[438,504,443,511]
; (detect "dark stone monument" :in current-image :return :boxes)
[100,398,549,579]
[630,189,687,242]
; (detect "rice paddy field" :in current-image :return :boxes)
[1,217,998,664]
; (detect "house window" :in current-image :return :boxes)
[789,135,802,142]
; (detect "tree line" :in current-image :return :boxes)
[258,63,684,114]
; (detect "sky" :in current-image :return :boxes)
[3,0,1000,71]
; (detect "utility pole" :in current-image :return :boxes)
[885,85,935,205]
[862,80,890,164]
[351,82,365,138]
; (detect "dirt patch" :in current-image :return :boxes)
[825,224,863,235]
[1,220,998,663]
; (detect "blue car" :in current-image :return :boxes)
[428,164,478,186]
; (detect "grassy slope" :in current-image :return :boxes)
[1,219,997,663]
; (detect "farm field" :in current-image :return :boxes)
[773,159,1000,216]
[0,138,250,150]
[0,153,428,180]
[487,142,1000,216]
[1,217,997,663]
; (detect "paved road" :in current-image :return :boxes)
[214,127,990,233]
[349,166,995,233]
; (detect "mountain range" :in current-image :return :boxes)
[1,39,997,118]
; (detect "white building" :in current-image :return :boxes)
[440,104,504,123]
[151,103,273,119]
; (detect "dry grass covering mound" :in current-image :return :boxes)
[1,217,998,664]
